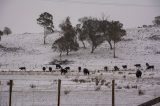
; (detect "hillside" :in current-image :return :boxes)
[0,27,160,71]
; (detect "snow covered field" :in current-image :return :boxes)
[0,27,160,71]
[0,27,160,106]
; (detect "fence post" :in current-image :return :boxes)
[57,79,61,106]
[112,80,115,106]
[9,80,13,106]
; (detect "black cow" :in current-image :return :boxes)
[56,64,61,69]
[122,65,127,69]
[78,67,81,72]
[146,63,154,70]
[136,69,142,78]
[114,66,119,71]
[49,67,52,72]
[42,67,46,72]
[65,67,70,71]
[134,64,141,67]
[83,68,90,75]
[146,63,149,67]
[104,66,108,71]
[60,68,67,75]
[19,67,26,71]
[146,65,154,70]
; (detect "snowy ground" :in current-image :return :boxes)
[0,70,160,106]
[0,27,160,71]
[0,27,160,106]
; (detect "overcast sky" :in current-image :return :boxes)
[0,0,160,34]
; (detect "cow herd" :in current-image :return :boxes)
[18,63,155,78]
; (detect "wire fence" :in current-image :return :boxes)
[0,78,160,106]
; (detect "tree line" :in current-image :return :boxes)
[37,12,126,59]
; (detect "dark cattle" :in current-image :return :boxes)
[114,66,119,71]
[60,68,67,75]
[146,65,154,70]
[122,65,127,69]
[136,69,142,78]
[104,66,108,71]
[146,63,149,67]
[42,67,46,72]
[56,64,61,69]
[78,67,81,72]
[49,67,52,72]
[83,68,90,75]
[134,64,141,67]
[65,67,70,71]
[19,67,26,71]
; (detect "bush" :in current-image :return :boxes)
[64,89,71,95]
[30,84,36,88]
[138,89,145,96]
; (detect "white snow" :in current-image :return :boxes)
[0,26,160,106]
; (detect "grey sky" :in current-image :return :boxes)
[0,0,160,34]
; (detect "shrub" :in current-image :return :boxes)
[138,89,145,96]
[64,89,71,95]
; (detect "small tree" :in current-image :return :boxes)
[37,12,54,44]
[0,30,3,41]
[53,17,79,58]
[108,21,126,58]
[3,27,12,35]
[153,16,160,26]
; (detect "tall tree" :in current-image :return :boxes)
[75,24,87,48]
[37,12,54,44]
[0,30,3,41]
[98,19,113,49]
[108,21,126,58]
[3,27,12,35]
[53,17,79,57]
[80,17,105,53]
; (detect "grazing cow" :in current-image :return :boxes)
[83,68,90,75]
[78,67,81,72]
[134,64,141,67]
[60,68,67,75]
[56,64,61,69]
[146,65,154,70]
[49,67,52,72]
[114,66,119,71]
[42,67,46,72]
[65,67,70,71]
[146,63,149,67]
[122,65,127,70]
[136,69,142,78]
[104,66,108,71]
[19,67,26,71]
[146,63,154,70]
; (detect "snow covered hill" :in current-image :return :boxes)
[0,27,160,71]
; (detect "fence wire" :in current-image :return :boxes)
[0,79,160,106]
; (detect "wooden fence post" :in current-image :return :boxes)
[57,79,61,106]
[9,80,13,106]
[112,80,115,106]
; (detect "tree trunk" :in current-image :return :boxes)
[81,40,86,49]
[108,40,113,50]
[59,52,62,61]
[44,27,46,44]
[113,41,116,58]
[66,49,69,55]
[91,46,94,53]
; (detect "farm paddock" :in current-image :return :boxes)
[0,69,160,106]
